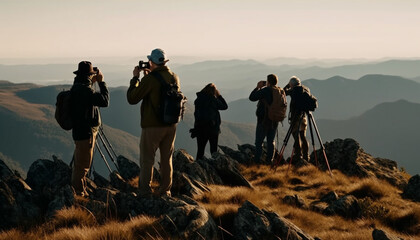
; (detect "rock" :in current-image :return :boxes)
[219,145,249,164]
[116,155,139,181]
[110,171,136,192]
[92,171,110,188]
[46,185,75,218]
[172,172,210,197]
[324,195,361,219]
[210,152,253,188]
[283,194,307,209]
[312,139,407,189]
[402,174,420,202]
[233,200,314,240]
[0,159,42,230]
[171,150,252,196]
[320,191,339,204]
[372,229,404,240]
[159,199,218,240]
[26,157,72,196]
[310,201,329,213]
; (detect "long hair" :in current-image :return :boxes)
[200,83,217,96]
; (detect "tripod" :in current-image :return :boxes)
[92,125,120,174]
[271,111,333,176]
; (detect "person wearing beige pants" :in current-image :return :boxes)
[72,131,97,196]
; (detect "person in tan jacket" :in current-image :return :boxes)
[127,48,180,197]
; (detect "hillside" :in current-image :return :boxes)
[3,59,420,102]
[0,81,256,172]
[222,74,420,123]
[317,99,420,174]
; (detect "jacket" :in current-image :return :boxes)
[249,86,278,129]
[284,85,310,131]
[194,92,228,134]
[71,76,109,141]
[127,66,180,128]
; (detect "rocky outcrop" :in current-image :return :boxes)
[219,144,256,164]
[323,195,362,219]
[312,138,407,189]
[0,159,41,230]
[372,229,404,240]
[233,201,314,240]
[171,149,252,197]
[402,174,420,202]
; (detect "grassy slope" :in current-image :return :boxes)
[1,164,418,240]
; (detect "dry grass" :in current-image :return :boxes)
[195,164,420,240]
[1,162,419,240]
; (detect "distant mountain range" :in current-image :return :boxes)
[2,59,420,102]
[317,99,420,174]
[222,74,420,123]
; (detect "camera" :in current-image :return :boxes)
[261,81,266,86]
[93,67,98,73]
[139,60,150,70]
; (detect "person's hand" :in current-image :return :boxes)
[142,68,151,75]
[92,69,103,83]
[257,81,266,89]
[133,66,140,78]
[215,89,221,97]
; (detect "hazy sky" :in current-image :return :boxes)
[1,0,420,61]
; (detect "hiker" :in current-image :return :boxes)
[192,83,228,160]
[249,74,286,163]
[71,61,109,197]
[284,76,310,162]
[127,48,180,197]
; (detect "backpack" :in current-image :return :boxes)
[151,72,187,124]
[266,86,287,122]
[55,90,73,130]
[295,86,318,112]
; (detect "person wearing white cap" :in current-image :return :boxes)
[127,48,180,197]
[284,76,310,163]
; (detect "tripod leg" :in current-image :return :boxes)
[308,112,333,177]
[99,126,118,159]
[272,120,294,171]
[286,112,305,176]
[95,141,112,173]
[97,130,120,171]
[307,112,319,167]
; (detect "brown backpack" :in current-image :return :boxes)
[266,86,287,123]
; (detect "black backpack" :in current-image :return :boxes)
[151,72,187,124]
[294,86,318,112]
[55,90,73,130]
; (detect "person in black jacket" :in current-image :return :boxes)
[71,61,109,197]
[284,76,309,162]
[249,74,279,163]
[193,83,228,160]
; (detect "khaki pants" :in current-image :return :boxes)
[139,125,176,196]
[72,131,97,196]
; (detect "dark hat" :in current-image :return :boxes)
[73,61,96,75]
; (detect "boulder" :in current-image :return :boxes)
[116,155,139,181]
[312,139,407,189]
[172,172,210,197]
[320,191,339,204]
[372,229,404,240]
[210,152,253,188]
[233,200,314,240]
[0,159,41,230]
[46,184,74,218]
[324,195,361,219]
[402,174,420,202]
[26,156,72,197]
[283,194,307,209]
[219,144,255,165]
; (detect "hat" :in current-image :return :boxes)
[289,76,301,86]
[147,48,169,64]
[73,61,96,75]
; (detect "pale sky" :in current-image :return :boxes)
[1,0,419,61]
